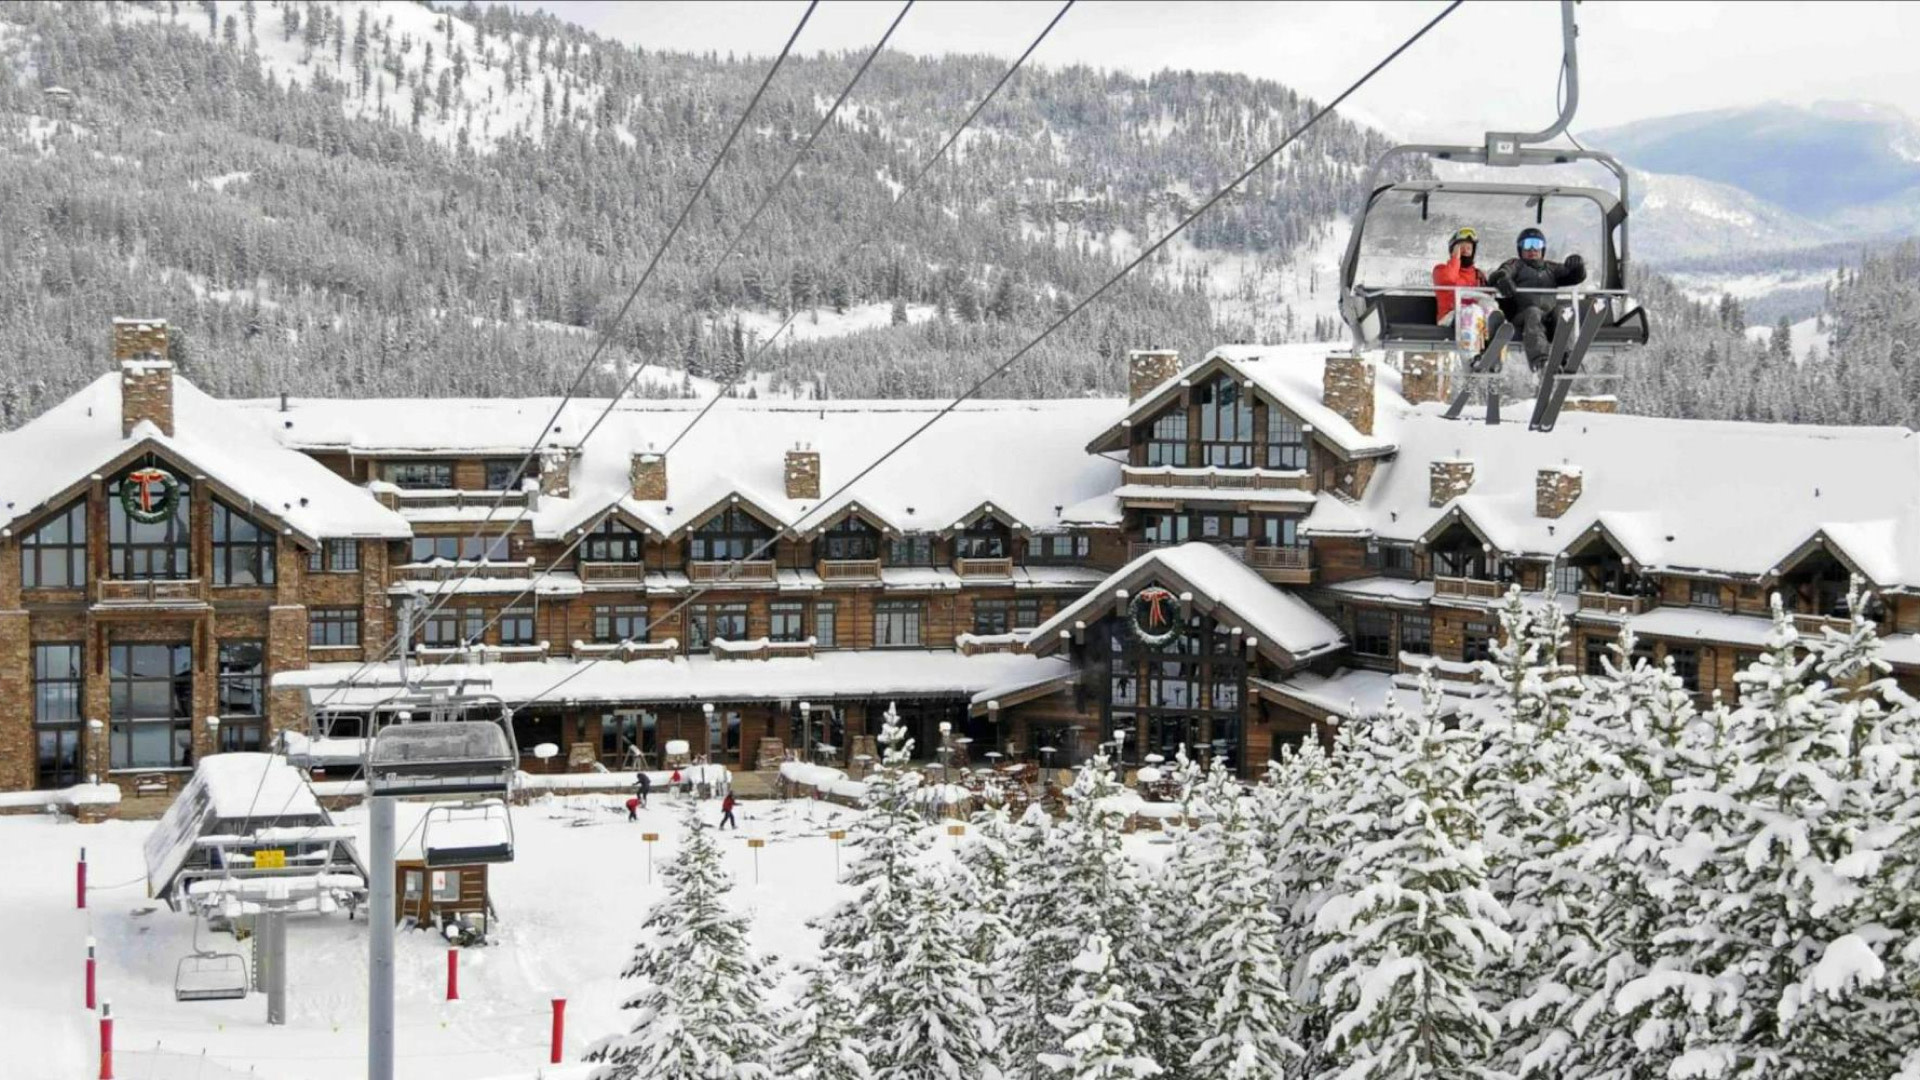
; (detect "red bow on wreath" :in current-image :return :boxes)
[127,467,171,513]
[1140,588,1172,629]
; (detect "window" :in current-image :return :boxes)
[217,642,265,753]
[955,518,1010,559]
[431,870,461,904]
[582,519,644,563]
[307,540,360,573]
[1197,513,1253,541]
[410,535,510,563]
[500,608,535,646]
[689,506,773,562]
[1142,512,1190,546]
[1365,542,1415,577]
[211,502,277,586]
[1266,409,1308,470]
[874,600,924,647]
[601,711,657,758]
[1554,564,1584,595]
[813,601,837,648]
[707,708,743,763]
[1353,609,1394,657]
[1196,376,1255,467]
[1013,597,1042,630]
[21,501,87,589]
[1586,636,1614,676]
[888,534,935,567]
[593,605,647,644]
[309,608,361,648]
[1667,646,1700,691]
[1031,533,1090,563]
[484,459,528,491]
[34,644,83,788]
[109,467,191,580]
[973,599,1011,636]
[1463,621,1495,664]
[382,461,453,490]
[689,603,749,648]
[1690,580,1721,609]
[422,607,461,647]
[1260,517,1301,549]
[1400,612,1433,656]
[108,643,193,770]
[820,517,881,561]
[1143,407,1189,467]
[770,602,806,642]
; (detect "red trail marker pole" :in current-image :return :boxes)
[446,948,459,1001]
[550,998,566,1064]
[85,938,97,1010]
[98,1000,114,1079]
[77,847,88,910]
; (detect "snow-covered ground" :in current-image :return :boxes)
[1745,314,1832,362]
[730,301,936,345]
[4,794,869,1079]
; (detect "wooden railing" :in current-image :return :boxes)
[393,488,532,510]
[1434,576,1504,601]
[1121,466,1313,491]
[1577,591,1654,617]
[572,638,679,661]
[412,642,551,663]
[817,558,881,581]
[1247,544,1311,570]
[688,560,775,584]
[399,560,533,581]
[954,557,1015,579]
[94,578,206,605]
[578,561,647,584]
[712,638,816,661]
[1791,612,1852,637]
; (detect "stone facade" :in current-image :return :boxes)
[1562,395,1619,415]
[538,448,573,498]
[1127,349,1182,403]
[630,452,667,501]
[0,610,31,792]
[1399,352,1451,406]
[1322,354,1375,436]
[118,331,175,439]
[1536,466,1584,519]
[784,448,821,500]
[1430,459,1476,507]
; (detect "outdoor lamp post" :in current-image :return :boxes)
[87,718,104,783]
[800,701,813,763]
[702,703,715,765]
[938,721,953,784]
[205,716,221,759]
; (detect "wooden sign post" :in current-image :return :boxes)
[946,822,966,851]
[641,833,659,884]
[747,838,766,885]
[827,829,848,880]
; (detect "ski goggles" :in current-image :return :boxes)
[1519,236,1547,252]
[1450,228,1478,243]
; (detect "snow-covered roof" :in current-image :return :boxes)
[277,649,1074,706]
[143,753,342,903]
[1028,542,1345,663]
[230,396,1126,542]
[0,372,408,541]
[1307,398,1920,586]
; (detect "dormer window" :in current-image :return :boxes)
[820,516,881,561]
[582,519,644,563]
[382,461,453,490]
[1196,375,1254,467]
[690,506,773,562]
[955,518,1010,559]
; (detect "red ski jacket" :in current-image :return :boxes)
[1432,252,1486,322]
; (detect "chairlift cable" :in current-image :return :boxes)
[296,2,821,727]
[513,0,1468,711]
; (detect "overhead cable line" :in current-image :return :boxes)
[512,0,1468,711]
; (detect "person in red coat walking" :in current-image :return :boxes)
[719,791,738,830]
[1431,227,1486,324]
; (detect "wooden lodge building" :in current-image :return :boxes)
[4,318,1920,798]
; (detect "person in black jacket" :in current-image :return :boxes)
[1489,227,1587,370]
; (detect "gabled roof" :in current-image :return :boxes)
[665,488,791,541]
[938,500,1028,537]
[1,372,408,541]
[1087,344,1401,461]
[1028,542,1345,665]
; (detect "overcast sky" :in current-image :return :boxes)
[514,1,1920,140]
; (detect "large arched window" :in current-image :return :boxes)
[109,463,192,580]
[819,516,881,561]
[21,500,87,589]
[1196,375,1254,467]
[582,518,645,562]
[690,506,774,561]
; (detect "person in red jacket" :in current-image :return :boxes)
[1431,227,1486,324]
[719,791,738,830]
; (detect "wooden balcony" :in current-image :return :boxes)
[1577,590,1654,617]
[1120,465,1313,491]
[93,577,207,607]
[572,639,679,661]
[712,638,816,661]
[399,560,533,582]
[578,561,647,585]
[1791,612,1852,638]
[412,642,551,664]
[1433,576,1504,602]
[954,557,1015,579]
[688,560,775,584]
[392,488,532,510]
[816,558,882,582]
[1124,540,1314,583]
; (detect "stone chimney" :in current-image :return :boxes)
[115,318,174,437]
[1429,459,1474,507]
[784,445,821,500]
[537,447,573,499]
[1536,466,1583,519]
[1127,349,1181,403]
[1561,395,1618,415]
[630,452,667,502]
[1399,352,1450,406]
[1322,354,1374,436]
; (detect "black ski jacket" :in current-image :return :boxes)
[1490,255,1586,309]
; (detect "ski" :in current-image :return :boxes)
[1526,306,1579,430]
[1533,299,1609,432]
[1442,311,1511,420]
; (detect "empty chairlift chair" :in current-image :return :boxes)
[420,799,515,867]
[174,915,250,1002]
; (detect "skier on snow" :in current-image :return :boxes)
[1489,226,1586,370]
[719,791,738,830]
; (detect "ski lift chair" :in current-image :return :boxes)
[366,718,517,799]
[421,799,516,867]
[174,915,249,1002]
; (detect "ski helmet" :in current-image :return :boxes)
[1448,227,1478,249]
[1517,227,1548,255]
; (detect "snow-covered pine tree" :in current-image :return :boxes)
[589,806,779,1080]
[1256,731,1348,1076]
[1040,932,1164,1080]
[776,962,873,1080]
[1184,761,1303,1080]
[1001,804,1074,1080]
[1310,676,1511,1079]
[871,866,997,1080]
[954,797,1019,1076]
[1058,751,1148,952]
[1135,748,1209,1080]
